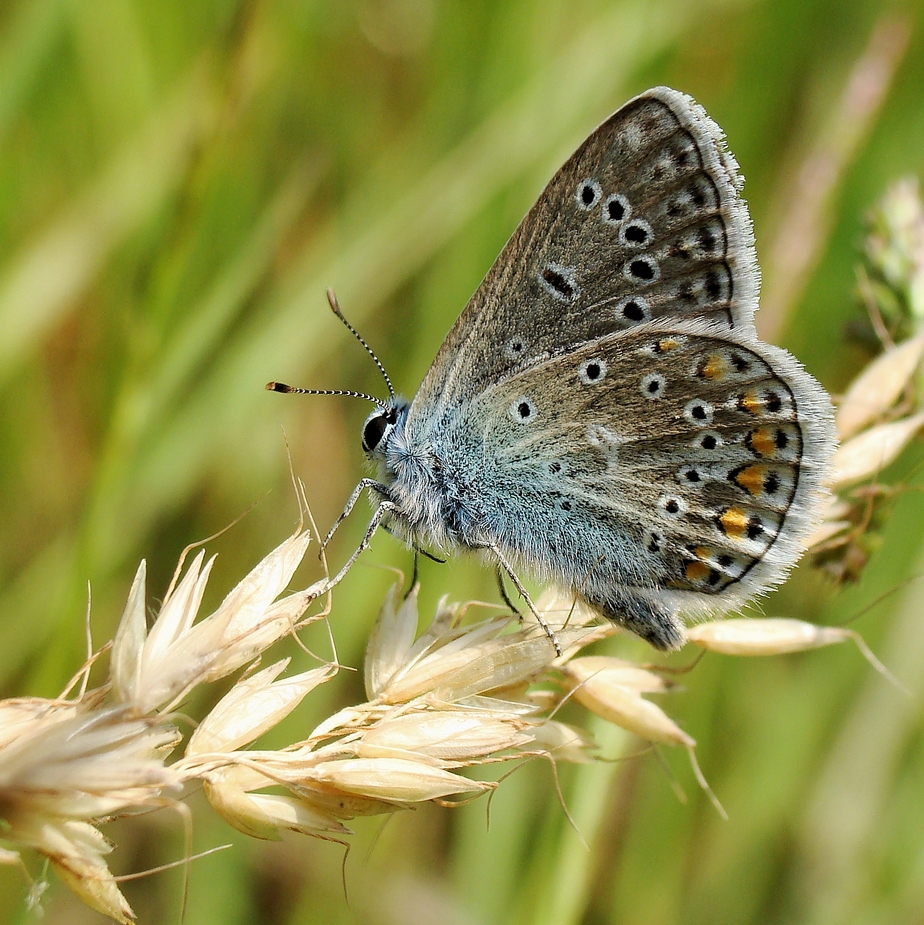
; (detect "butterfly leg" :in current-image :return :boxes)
[382,522,447,564]
[495,568,521,618]
[321,478,390,554]
[328,499,400,588]
[488,545,561,656]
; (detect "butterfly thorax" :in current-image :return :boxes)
[366,399,486,552]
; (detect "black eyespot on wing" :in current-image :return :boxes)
[630,259,656,281]
[506,337,525,356]
[509,396,538,424]
[539,264,579,302]
[730,352,750,372]
[579,358,607,384]
[623,222,650,245]
[618,297,649,323]
[698,226,717,253]
[576,179,601,209]
[622,299,645,321]
[606,197,625,221]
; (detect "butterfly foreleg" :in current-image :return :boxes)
[328,499,401,588]
[320,478,391,554]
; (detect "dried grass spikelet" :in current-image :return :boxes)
[4,511,893,919]
[1,519,325,921]
[0,701,181,923]
[808,326,924,580]
[111,524,325,714]
[808,180,924,580]
[186,586,607,841]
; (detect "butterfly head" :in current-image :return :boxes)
[361,397,409,458]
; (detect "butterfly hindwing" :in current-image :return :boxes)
[464,324,833,645]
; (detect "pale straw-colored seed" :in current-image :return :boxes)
[309,704,388,739]
[290,781,413,819]
[109,559,148,705]
[347,741,448,767]
[111,527,317,713]
[365,581,422,699]
[199,762,404,819]
[563,666,694,747]
[0,706,179,819]
[188,660,337,755]
[17,818,134,924]
[203,779,349,840]
[306,757,494,802]
[0,699,84,750]
[829,411,924,488]
[357,710,534,763]
[565,656,671,693]
[202,584,326,683]
[454,692,547,715]
[111,553,214,710]
[686,618,903,689]
[528,720,595,763]
[835,333,924,439]
[382,625,597,704]
[686,618,850,655]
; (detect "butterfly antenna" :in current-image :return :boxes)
[264,382,391,414]
[326,288,396,400]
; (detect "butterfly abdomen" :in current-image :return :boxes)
[582,586,686,650]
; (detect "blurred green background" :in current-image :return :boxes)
[1,0,924,923]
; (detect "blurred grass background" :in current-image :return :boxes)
[1,0,923,922]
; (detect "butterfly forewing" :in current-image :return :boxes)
[412,87,759,423]
[468,325,833,643]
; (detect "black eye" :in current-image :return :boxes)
[362,413,389,453]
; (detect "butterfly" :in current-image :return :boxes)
[269,87,836,652]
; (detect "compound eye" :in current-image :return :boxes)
[362,413,389,453]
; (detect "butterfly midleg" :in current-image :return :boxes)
[486,544,561,656]
[321,478,390,552]
[381,522,447,564]
[328,499,400,587]
[495,568,521,618]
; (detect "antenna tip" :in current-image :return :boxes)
[266,381,291,392]
[326,288,342,316]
